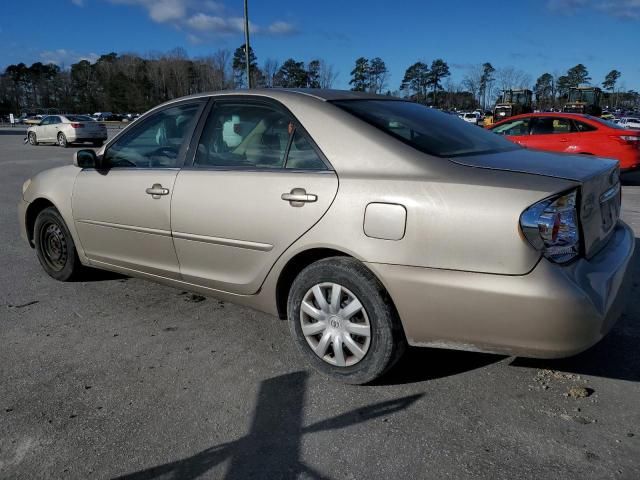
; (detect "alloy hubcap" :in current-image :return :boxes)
[300,282,371,367]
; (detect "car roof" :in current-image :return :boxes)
[167,88,398,105]
[491,111,604,126]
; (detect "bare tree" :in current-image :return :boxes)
[462,64,483,104]
[262,58,279,87]
[318,60,339,89]
[495,67,532,92]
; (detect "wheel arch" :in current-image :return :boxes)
[274,247,401,323]
[25,198,56,247]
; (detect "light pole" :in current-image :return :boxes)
[243,0,251,89]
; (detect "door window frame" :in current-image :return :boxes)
[100,98,208,171]
[182,96,334,173]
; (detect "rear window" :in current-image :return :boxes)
[66,115,94,122]
[332,100,517,157]
[585,115,625,130]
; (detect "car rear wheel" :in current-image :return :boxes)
[287,257,406,384]
[28,132,38,146]
[92,140,104,147]
[34,207,83,281]
[57,132,69,148]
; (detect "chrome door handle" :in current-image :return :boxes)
[146,183,170,199]
[282,188,317,207]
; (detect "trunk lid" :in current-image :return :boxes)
[450,148,621,259]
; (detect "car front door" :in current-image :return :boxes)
[49,116,62,143]
[72,100,205,278]
[490,117,531,146]
[170,99,339,294]
[37,116,53,141]
[524,116,580,153]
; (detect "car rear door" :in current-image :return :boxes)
[170,98,339,295]
[72,100,206,278]
[523,116,581,153]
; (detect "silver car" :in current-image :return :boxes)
[18,89,635,384]
[26,114,108,148]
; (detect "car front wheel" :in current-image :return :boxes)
[28,132,38,145]
[34,207,83,281]
[287,257,406,384]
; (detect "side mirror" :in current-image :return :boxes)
[73,149,98,168]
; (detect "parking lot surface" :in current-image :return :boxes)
[1,127,639,479]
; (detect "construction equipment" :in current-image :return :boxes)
[563,87,602,116]
[492,89,533,122]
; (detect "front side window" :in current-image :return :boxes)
[195,103,293,169]
[333,100,517,157]
[492,118,530,136]
[104,103,200,168]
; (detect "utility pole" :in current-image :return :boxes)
[243,0,251,89]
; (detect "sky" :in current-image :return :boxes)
[0,0,639,91]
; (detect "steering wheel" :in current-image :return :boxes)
[148,146,179,167]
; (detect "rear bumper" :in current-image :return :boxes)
[367,221,635,358]
[66,132,107,142]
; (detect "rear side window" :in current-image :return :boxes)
[332,100,517,157]
[529,117,575,135]
[195,103,293,169]
[573,121,597,132]
[285,130,326,170]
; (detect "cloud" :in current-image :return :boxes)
[546,0,640,19]
[266,21,297,35]
[108,0,297,41]
[39,49,99,66]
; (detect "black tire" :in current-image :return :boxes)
[28,132,38,146]
[34,207,83,281]
[57,132,69,148]
[287,257,406,384]
[92,140,104,148]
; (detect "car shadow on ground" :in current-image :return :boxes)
[0,129,27,136]
[75,267,128,282]
[113,371,422,480]
[511,237,640,383]
[622,171,640,186]
[375,347,505,386]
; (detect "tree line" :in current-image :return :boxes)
[1,44,638,116]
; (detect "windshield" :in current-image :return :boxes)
[332,100,518,157]
[568,90,597,104]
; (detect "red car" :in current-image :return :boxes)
[489,113,640,172]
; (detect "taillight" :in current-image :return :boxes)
[612,135,640,147]
[70,123,83,128]
[520,190,580,264]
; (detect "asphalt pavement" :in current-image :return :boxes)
[1,126,639,479]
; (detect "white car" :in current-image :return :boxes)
[618,117,640,129]
[459,112,480,125]
[26,115,108,148]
